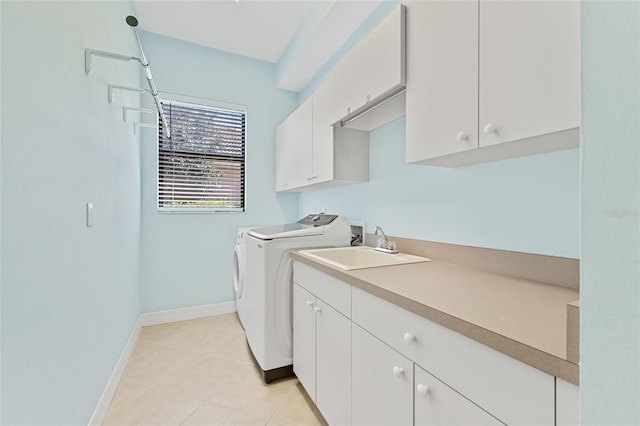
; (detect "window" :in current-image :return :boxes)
[157,97,246,212]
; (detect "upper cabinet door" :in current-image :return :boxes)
[274,98,312,191]
[479,0,580,148]
[294,98,314,184]
[351,4,406,105]
[311,84,335,184]
[405,1,479,163]
[331,5,406,121]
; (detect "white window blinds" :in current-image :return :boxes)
[157,99,246,212]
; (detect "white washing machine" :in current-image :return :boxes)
[244,214,351,382]
[233,227,254,329]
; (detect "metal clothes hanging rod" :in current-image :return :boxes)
[126,15,171,138]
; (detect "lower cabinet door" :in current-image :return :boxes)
[316,299,351,426]
[352,324,413,426]
[556,379,579,426]
[293,284,316,400]
[415,365,503,426]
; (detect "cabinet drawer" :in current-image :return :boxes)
[293,262,351,317]
[352,286,554,425]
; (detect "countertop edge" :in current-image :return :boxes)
[291,252,580,386]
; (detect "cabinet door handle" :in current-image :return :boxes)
[314,306,322,313]
[392,366,404,378]
[306,300,315,307]
[456,132,469,142]
[483,123,498,134]
[403,333,416,345]
[416,384,430,396]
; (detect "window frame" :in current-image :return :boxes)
[156,92,247,214]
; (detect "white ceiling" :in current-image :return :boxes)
[133,1,314,64]
[132,1,382,91]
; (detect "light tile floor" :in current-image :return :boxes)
[104,313,327,426]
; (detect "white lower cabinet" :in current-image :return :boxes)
[556,379,580,426]
[351,286,554,426]
[293,279,351,426]
[293,263,571,426]
[352,324,413,426]
[293,284,318,401]
[316,298,351,426]
[414,365,502,426]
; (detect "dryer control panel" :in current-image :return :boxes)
[297,214,338,227]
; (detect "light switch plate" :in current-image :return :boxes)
[86,203,93,227]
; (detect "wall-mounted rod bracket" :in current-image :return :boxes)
[84,48,141,75]
[123,106,155,122]
[133,122,158,135]
[108,84,148,103]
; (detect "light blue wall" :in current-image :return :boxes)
[581,1,640,424]
[1,1,142,424]
[300,118,580,258]
[139,33,299,312]
[297,0,580,259]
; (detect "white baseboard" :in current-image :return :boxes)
[88,316,142,426]
[139,301,237,326]
[88,301,237,425]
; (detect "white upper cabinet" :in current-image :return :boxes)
[334,4,406,131]
[274,97,312,191]
[405,1,479,162]
[406,0,580,167]
[479,0,580,148]
[311,83,337,185]
[338,5,406,115]
[275,92,369,193]
[274,4,406,192]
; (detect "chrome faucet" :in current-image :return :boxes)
[374,226,398,254]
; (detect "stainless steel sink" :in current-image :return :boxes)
[299,246,430,270]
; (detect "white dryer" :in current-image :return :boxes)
[244,214,351,382]
[233,227,254,329]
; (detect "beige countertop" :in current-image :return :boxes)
[291,251,580,385]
